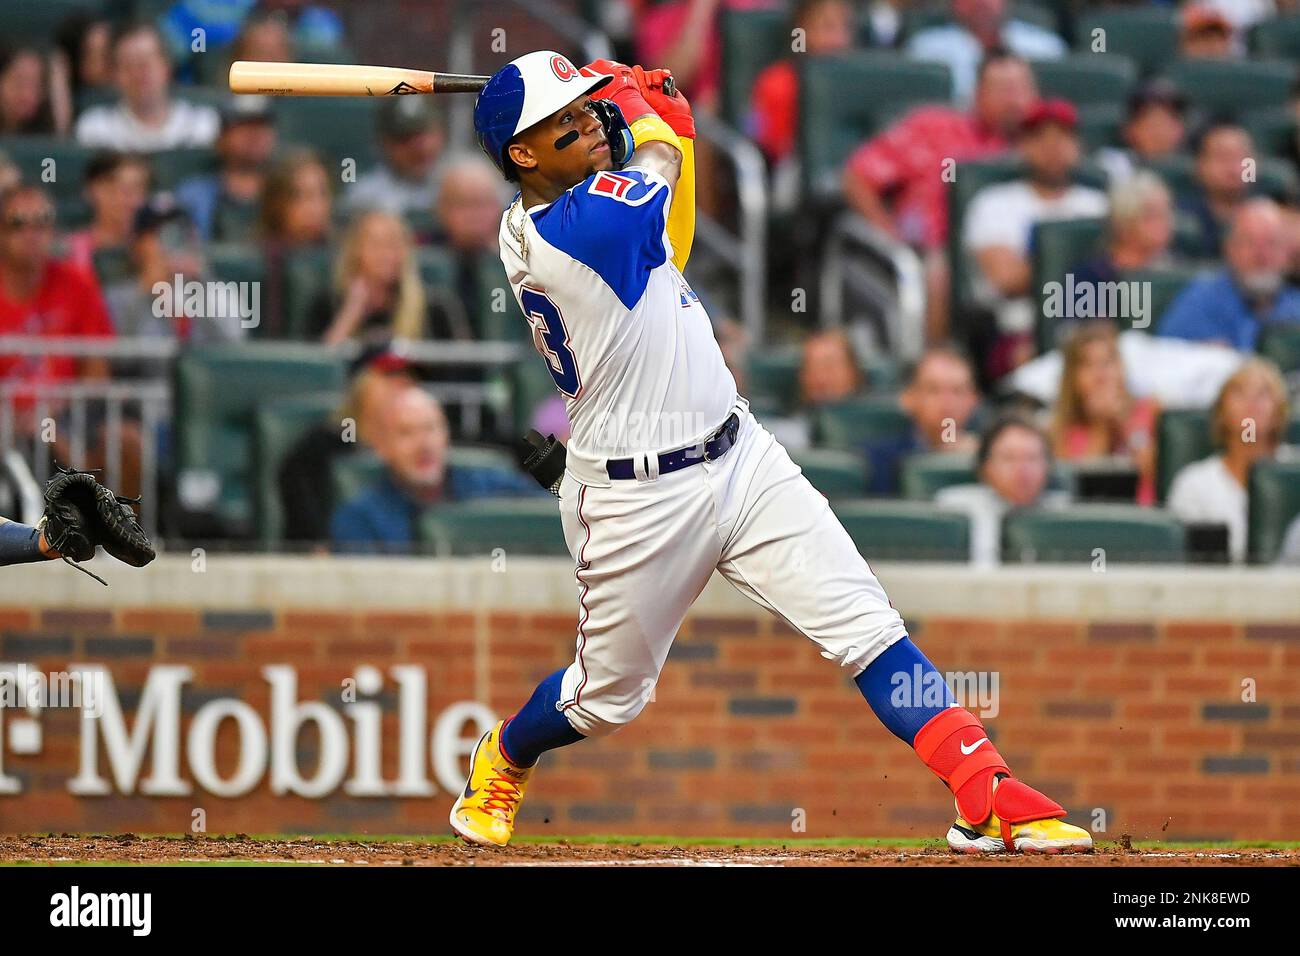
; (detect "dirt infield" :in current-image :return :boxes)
[1,835,1297,866]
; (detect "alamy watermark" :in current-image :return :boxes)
[1042,274,1151,329]
[890,665,1000,718]
[0,664,106,718]
[152,273,260,329]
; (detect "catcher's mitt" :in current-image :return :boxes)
[39,465,156,585]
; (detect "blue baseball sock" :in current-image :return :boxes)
[498,668,585,767]
[854,636,955,746]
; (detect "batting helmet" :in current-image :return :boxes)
[473,50,611,177]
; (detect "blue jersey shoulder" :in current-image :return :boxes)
[530,168,671,310]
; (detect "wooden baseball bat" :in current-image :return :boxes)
[229,61,490,97]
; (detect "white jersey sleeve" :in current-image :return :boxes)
[499,167,739,485]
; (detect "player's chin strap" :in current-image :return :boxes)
[913,708,1066,851]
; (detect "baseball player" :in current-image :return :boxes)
[452,51,1091,854]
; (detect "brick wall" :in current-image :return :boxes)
[2,570,1297,841]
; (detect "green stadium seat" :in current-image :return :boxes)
[331,450,385,509]
[1291,417,1300,446]
[174,344,346,533]
[3,137,93,201]
[1031,54,1137,107]
[1163,58,1296,117]
[832,500,972,562]
[275,97,382,170]
[1031,217,1106,352]
[419,499,567,557]
[1258,323,1300,374]
[799,52,952,199]
[720,6,791,128]
[813,396,911,452]
[790,448,870,499]
[253,392,342,548]
[1077,102,1124,151]
[1002,504,1186,564]
[150,149,215,189]
[1242,107,1297,160]
[1073,8,1179,76]
[1156,408,1212,503]
[1250,14,1300,58]
[207,242,267,287]
[1,0,106,47]
[415,245,456,289]
[900,452,977,500]
[1142,154,1298,211]
[473,256,527,342]
[747,345,801,414]
[1248,460,1300,564]
[91,246,133,287]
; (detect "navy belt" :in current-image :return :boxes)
[605,413,740,480]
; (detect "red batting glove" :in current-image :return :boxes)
[580,58,656,123]
[635,67,694,140]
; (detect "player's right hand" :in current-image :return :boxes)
[580,59,655,123]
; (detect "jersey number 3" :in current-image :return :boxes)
[521,286,581,398]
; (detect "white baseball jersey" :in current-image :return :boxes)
[498,165,907,737]
[500,166,738,485]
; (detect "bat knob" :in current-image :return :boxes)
[662,75,676,97]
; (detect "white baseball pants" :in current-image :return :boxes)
[556,409,909,737]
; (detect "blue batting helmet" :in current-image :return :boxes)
[473,50,611,177]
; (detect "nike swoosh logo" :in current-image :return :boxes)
[463,781,478,799]
[960,737,989,755]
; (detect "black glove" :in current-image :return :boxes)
[40,466,155,584]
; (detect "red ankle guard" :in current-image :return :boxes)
[913,708,1065,828]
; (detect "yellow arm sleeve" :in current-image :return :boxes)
[627,114,695,270]
[665,136,695,271]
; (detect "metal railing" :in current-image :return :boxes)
[0,337,534,543]
[819,212,926,362]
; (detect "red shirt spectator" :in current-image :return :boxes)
[0,186,113,420]
[845,105,1008,250]
[0,259,114,396]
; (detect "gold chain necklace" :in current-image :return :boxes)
[507,197,527,260]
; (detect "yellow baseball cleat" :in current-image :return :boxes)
[947,812,1094,854]
[449,721,533,847]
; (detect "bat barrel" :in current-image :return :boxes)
[229,61,489,97]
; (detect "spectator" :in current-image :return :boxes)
[1179,5,1235,59]
[865,0,909,48]
[844,49,1038,342]
[311,209,432,345]
[0,152,19,193]
[1068,171,1175,302]
[747,0,855,166]
[1178,121,1256,259]
[936,413,1069,565]
[1159,198,1300,350]
[963,99,1107,374]
[0,46,59,136]
[1167,358,1291,563]
[1094,80,1188,184]
[1050,321,1158,505]
[0,184,113,436]
[52,12,114,104]
[158,0,257,64]
[64,151,153,285]
[330,386,537,553]
[280,345,416,548]
[635,0,727,113]
[258,147,334,248]
[225,8,293,65]
[102,195,248,352]
[866,345,980,494]
[906,0,1065,105]
[425,154,512,339]
[175,96,276,242]
[74,22,219,152]
[262,0,346,50]
[800,329,863,407]
[344,97,446,219]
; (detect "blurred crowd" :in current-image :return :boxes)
[0,0,1298,563]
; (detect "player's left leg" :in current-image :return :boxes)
[708,412,1092,853]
